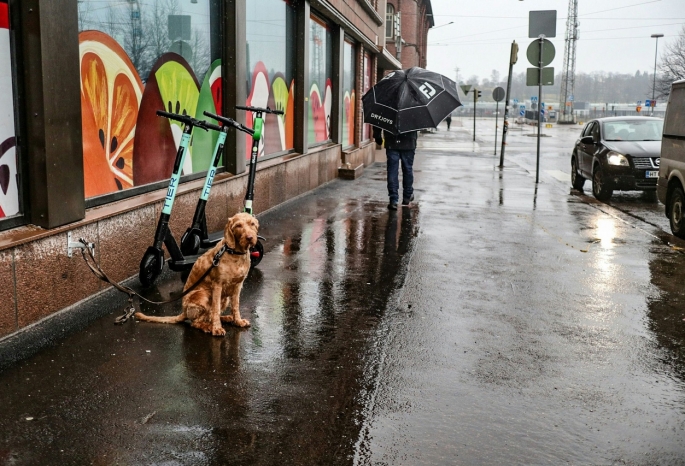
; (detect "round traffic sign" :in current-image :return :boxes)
[526,39,555,68]
[492,87,506,102]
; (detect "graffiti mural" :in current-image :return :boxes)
[78,0,221,199]
[0,0,19,218]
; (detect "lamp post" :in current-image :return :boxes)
[651,33,663,116]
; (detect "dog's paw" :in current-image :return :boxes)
[211,326,226,336]
[235,318,251,328]
[220,315,234,323]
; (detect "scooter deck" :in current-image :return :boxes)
[167,254,203,272]
[201,230,223,248]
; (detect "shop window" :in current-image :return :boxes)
[246,0,296,159]
[362,51,372,141]
[0,0,21,223]
[77,0,222,202]
[342,40,356,148]
[308,14,333,147]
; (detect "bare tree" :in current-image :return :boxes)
[657,26,685,97]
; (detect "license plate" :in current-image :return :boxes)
[646,171,658,178]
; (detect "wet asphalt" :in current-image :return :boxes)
[1,122,685,465]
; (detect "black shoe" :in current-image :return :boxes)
[388,202,398,211]
[402,194,414,206]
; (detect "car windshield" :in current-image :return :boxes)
[603,120,663,141]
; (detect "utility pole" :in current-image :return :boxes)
[536,35,544,184]
[500,40,518,167]
[559,0,578,124]
[651,33,663,116]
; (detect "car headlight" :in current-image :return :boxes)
[607,151,629,166]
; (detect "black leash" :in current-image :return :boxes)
[77,239,245,324]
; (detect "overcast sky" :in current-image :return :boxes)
[426,0,685,83]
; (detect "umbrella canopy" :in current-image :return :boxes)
[362,67,462,135]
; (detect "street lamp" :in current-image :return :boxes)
[651,33,663,115]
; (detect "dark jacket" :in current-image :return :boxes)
[373,127,417,151]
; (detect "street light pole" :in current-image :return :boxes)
[651,33,663,116]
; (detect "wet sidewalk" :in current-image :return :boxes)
[1,127,685,465]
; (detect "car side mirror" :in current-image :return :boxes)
[580,136,594,144]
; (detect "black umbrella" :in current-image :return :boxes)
[362,67,462,135]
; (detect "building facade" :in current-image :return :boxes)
[383,0,434,70]
[0,0,402,341]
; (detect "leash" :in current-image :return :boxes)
[77,239,246,324]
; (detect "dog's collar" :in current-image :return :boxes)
[212,242,248,266]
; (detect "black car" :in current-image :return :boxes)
[571,116,663,201]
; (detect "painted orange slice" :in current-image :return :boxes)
[79,31,143,197]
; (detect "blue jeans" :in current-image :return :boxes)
[386,149,415,204]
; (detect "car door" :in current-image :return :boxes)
[578,122,595,175]
[588,121,602,172]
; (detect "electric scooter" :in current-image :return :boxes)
[179,114,256,258]
[204,105,284,268]
[139,110,224,287]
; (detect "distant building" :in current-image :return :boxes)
[382,0,434,72]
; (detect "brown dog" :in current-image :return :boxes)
[135,212,259,336]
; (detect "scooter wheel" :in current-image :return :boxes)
[250,240,264,268]
[139,248,164,287]
[180,231,201,256]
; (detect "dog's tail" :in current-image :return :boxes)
[134,311,186,324]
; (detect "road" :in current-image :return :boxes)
[0,121,684,465]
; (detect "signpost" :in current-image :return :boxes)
[499,41,519,167]
[493,87,505,156]
[527,10,557,184]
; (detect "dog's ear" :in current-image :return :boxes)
[224,216,237,248]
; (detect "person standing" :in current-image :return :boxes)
[445,115,452,130]
[374,127,417,210]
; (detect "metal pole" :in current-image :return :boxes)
[494,100,499,155]
[652,35,659,116]
[536,36,544,184]
[473,89,477,142]
[500,41,516,168]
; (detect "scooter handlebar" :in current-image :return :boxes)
[235,105,284,116]
[203,111,255,136]
[156,110,210,131]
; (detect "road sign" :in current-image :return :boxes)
[520,110,525,116]
[513,99,519,104]
[637,100,642,106]
[527,39,555,67]
[637,106,642,113]
[541,109,545,115]
[526,67,554,86]
[569,95,574,102]
[651,100,656,107]
[541,102,545,108]
[519,104,526,110]
[645,99,651,107]
[492,87,506,102]
[460,84,472,95]
[531,96,538,102]
[548,106,553,110]
[529,10,557,38]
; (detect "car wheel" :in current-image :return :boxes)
[592,165,613,202]
[669,185,685,238]
[571,156,585,190]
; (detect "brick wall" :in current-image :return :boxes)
[384,0,431,69]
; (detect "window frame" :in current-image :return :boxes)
[308,12,334,149]
[0,0,29,231]
[77,0,225,209]
[385,4,395,39]
[342,37,356,150]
